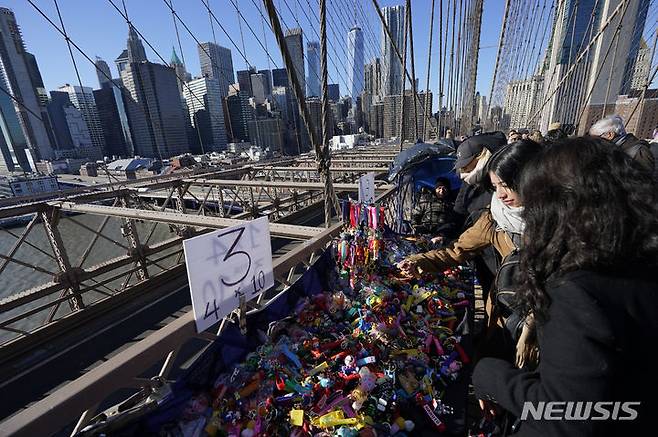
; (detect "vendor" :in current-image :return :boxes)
[473,136,658,436]
[411,177,456,240]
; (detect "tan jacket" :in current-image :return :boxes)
[406,210,516,274]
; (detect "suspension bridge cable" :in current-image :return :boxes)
[319,0,340,226]
[397,0,409,150]
[527,0,628,125]
[370,0,435,128]
[573,0,632,130]
[52,0,101,157]
[262,0,339,217]
[447,0,456,130]
[423,0,436,139]
[438,0,444,134]
[165,0,205,155]
[201,0,218,44]
[406,0,419,140]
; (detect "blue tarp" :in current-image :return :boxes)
[388,140,455,182]
[411,156,462,193]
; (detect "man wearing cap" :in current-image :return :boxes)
[452,131,507,291]
[453,131,506,225]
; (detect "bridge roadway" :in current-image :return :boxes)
[0,195,329,428]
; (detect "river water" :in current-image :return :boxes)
[0,214,176,343]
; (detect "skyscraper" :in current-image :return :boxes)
[121,61,189,158]
[365,58,382,102]
[170,47,191,94]
[95,57,112,89]
[0,7,54,167]
[503,75,544,130]
[619,1,650,95]
[237,68,256,96]
[183,77,227,152]
[272,68,289,88]
[347,27,365,103]
[58,84,106,158]
[284,28,305,96]
[47,91,96,159]
[251,73,269,104]
[539,0,650,133]
[630,38,651,90]
[257,70,272,96]
[306,41,320,97]
[198,42,234,97]
[127,24,147,63]
[0,72,28,172]
[94,84,134,157]
[328,83,340,102]
[225,89,254,142]
[383,91,432,141]
[380,5,405,97]
[115,49,129,76]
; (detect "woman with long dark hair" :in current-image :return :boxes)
[473,137,658,436]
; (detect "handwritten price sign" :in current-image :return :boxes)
[358,172,375,204]
[183,217,274,333]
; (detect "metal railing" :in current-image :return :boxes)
[0,185,399,437]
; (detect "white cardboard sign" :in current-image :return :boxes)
[183,217,274,333]
[358,172,376,204]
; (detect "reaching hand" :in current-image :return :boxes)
[431,236,444,245]
[396,259,422,277]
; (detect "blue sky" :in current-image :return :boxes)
[12,0,505,111]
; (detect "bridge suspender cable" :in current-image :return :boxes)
[397,2,409,151]
[527,0,628,126]
[627,26,658,126]
[370,0,435,133]
[423,0,436,140]
[319,0,340,227]
[262,0,339,226]
[407,0,419,141]
[165,0,205,155]
[573,0,631,129]
[488,0,511,124]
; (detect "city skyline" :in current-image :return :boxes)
[0,2,656,168]
[6,1,515,115]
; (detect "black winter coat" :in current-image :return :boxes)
[473,270,658,436]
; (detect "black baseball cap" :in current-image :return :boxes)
[453,131,507,170]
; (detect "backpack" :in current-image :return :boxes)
[493,238,525,341]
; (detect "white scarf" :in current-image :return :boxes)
[460,148,492,186]
[490,193,525,236]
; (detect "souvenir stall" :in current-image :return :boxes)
[78,199,474,437]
